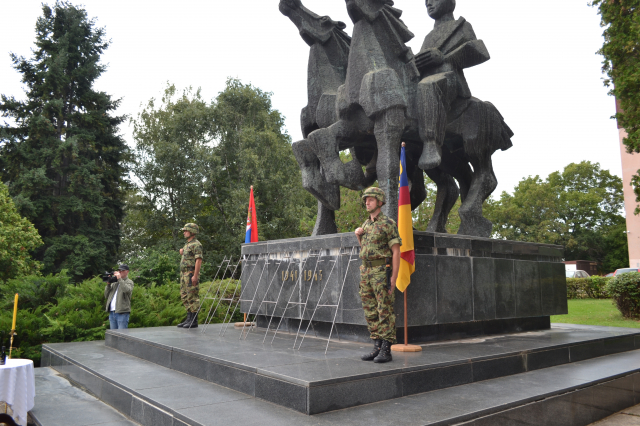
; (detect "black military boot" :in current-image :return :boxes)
[184,311,198,329]
[361,339,382,361]
[373,340,393,363]
[177,312,191,328]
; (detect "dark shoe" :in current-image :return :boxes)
[184,312,198,329]
[361,339,382,361]
[177,312,191,328]
[373,340,393,363]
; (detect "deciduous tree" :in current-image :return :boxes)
[0,182,43,281]
[127,80,316,267]
[591,0,640,204]
[485,161,628,272]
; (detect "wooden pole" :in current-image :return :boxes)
[404,290,408,346]
[391,286,422,352]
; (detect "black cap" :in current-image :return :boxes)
[118,264,129,271]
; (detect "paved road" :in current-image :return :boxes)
[592,405,640,425]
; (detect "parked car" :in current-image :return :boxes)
[605,272,614,277]
[613,268,639,277]
[566,270,590,278]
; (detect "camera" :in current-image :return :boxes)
[102,271,118,283]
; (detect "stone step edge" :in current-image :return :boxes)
[42,345,201,426]
[453,372,640,426]
[104,329,640,388]
[29,367,144,426]
[43,344,640,424]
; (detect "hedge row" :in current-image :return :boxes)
[566,277,611,299]
[0,271,243,366]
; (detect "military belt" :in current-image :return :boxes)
[362,259,386,268]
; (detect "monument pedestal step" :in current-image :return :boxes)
[39,327,640,425]
[80,323,640,415]
[30,367,140,426]
[39,324,640,419]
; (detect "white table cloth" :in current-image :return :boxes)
[0,359,35,426]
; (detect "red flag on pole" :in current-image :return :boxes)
[245,186,258,243]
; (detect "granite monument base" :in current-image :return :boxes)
[255,314,551,344]
[40,324,640,421]
[241,231,567,344]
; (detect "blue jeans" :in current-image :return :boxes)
[109,312,130,329]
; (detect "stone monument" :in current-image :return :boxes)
[284,0,512,238]
[238,0,565,344]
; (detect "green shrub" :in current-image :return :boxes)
[605,272,640,318]
[0,274,243,366]
[0,271,70,310]
[567,276,611,299]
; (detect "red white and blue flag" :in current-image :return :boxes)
[397,144,415,292]
[245,186,258,244]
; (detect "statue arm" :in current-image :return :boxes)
[444,39,490,70]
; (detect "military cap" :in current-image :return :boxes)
[117,264,129,271]
[181,223,199,234]
[361,187,386,205]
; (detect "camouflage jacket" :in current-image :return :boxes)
[359,213,402,260]
[180,238,203,272]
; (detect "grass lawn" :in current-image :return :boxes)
[551,299,640,328]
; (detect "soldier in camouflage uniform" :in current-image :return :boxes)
[355,187,402,363]
[177,223,203,329]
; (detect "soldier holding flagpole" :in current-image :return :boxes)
[355,187,402,363]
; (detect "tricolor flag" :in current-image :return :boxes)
[245,186,259,244]
[396,143,415,292]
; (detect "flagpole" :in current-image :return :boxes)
[391,285,421,352]
[391,142,421,353]
[404,290,408,346]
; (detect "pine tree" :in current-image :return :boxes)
[0,1,128,280]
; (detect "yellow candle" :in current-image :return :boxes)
[11,294,18,330]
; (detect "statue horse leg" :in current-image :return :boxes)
[292,137,341,235]
[457,156,496,237]
[308,122,370,190]
[425,167,459,233]
[312,201,338,235]
[374,107,404,221]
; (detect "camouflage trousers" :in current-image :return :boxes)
[359,265,396,344]
[180,271,200,313]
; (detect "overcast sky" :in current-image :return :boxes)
[0,0,622,197]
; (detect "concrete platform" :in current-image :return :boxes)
[65,323,640,415]
[36,325,640,425]
[30,367,139,426]
[589,403,640,425]
[37,323,640,422]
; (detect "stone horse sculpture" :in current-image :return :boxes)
[281,0,434,237]
[300,0,512,237]
[280,0,380,235]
